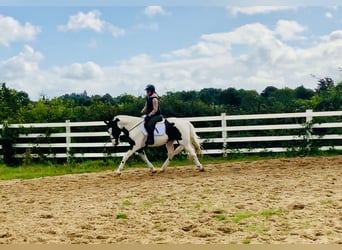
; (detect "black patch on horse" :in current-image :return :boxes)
[105,118,121,146]
[165,119,182,142]
[120,127,136,150]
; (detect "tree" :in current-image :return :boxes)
[219,88,241,107]
[18,98,73,122]
[316,77,334,92]
[312,80,342,111]
[0,83,31,122]
[199,88,221,105]
[294,85,314,100]
[261,86,278,98]
[238,89,261,113]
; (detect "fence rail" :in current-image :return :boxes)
[1,109,342,160]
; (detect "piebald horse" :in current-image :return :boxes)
[104,115,204,174]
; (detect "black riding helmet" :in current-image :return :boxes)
[145,84,155,93]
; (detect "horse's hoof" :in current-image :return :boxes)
[197,166,205,172]
[151,169,157,174]
[116,171,122,176]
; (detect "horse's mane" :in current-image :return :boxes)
[115,115,143,121]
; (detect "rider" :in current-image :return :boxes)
[141,84,162,145]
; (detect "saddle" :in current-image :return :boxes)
[141,119,166,136]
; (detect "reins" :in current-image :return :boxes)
[119,119,144,150]
[127,119,144,132]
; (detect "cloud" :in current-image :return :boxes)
[58,10,104,32]
[321,30,342,41]
[108,25,125,38]
[0,15,41,46]
[1,23,341,100]
[228,6,294,16]
[275,20,306,41]
[136,23,342,94]
[53,61,104,80]
[143,6,167,17]
[0,45,43,79]
[325,12,333,18]
[0,45,46,96]
[162,41,229,59]
[58,10,125,38]
[135,22,159,31]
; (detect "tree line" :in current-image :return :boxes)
[1,77,342,124]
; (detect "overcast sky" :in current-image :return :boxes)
[0,1,341,100]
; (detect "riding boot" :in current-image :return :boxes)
[147,132,154,145]
[146,125,154,145]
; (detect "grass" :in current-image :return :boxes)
[232,209,286,223]
[259,209,286,218]
[116,213,128,219]
[0,160,120,180]
[232,211,255,223]
[216,214,227,221]
[0,155,226,180]
[122,200,133,206]
[242,238,251,244]
[0,152,340,180]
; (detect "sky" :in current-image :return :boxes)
[0,1,342,100]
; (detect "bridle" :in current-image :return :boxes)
[108,118,144,149]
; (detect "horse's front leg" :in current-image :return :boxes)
[138,150,156,173]
[116,149,136,175]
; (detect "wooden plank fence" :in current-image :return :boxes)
[0,109,342,160]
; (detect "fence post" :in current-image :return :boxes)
[221,113,227,156]
[305,109,313,151]
[305,109,313,123]
[65,120,71,159]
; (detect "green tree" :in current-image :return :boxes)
[219,88,241,107]
[313,80,342,111]
[0,83,31,122]
[18,98,73,122]
[199,88,221,105]
[238,89,261,114]
[294,85,314,100]
[261,86,278,98]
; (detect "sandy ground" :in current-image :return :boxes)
[0,156,341,244]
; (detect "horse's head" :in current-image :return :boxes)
[105,115,140,149]
[104,118,122,146]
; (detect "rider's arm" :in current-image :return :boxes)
[149,98,159,116]
[141,103,147,114]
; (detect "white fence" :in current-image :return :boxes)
[1,109,342,160]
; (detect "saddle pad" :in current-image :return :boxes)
[141,123,166,136]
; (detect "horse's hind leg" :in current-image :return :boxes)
[184,144,204,171]
[161,142,184,172]
[138,150,156,173]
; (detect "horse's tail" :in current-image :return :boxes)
[189,121,203,158]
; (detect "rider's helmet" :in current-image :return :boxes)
[145,84,155,93]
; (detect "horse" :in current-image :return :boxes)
[104,115,204,174]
